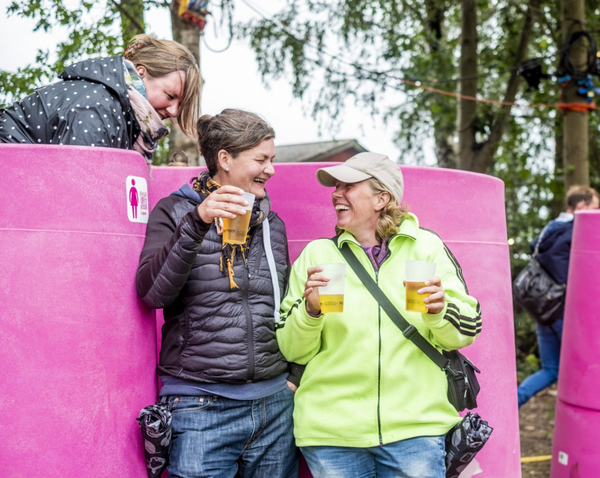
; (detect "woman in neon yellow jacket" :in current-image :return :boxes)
[276,152,481,478]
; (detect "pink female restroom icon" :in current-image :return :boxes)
[129,178,139,219]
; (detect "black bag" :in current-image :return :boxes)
[513,224,566,327]
[445,412,493,478]
[137,401,173,478]
[513,257,565,326]
[443,350,481,412]
[338,242,481,412]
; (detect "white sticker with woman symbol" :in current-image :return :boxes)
[126,176,149,223]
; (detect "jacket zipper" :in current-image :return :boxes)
[343,240,391,445]
[375,268,383,445]
[242,256,255,382]
[375,249,390,445]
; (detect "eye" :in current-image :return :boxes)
[166,93,174,100]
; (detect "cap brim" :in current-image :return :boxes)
[316,165,372,187]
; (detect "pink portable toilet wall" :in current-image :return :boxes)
[0,145,157,477]
[551,210,600,477]
[148,163,521,478]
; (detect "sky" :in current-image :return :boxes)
[0,0,435,164]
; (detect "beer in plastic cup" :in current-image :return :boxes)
[222,192,255,244]
[317,263,346,313]
[405,260,436,313]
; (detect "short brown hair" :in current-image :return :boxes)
[197,109,275,177]
[566,185,599,209]
[124,34,201,138]
[334,178,409,241]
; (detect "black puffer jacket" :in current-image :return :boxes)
[0,56,140,147]
[137,183,291,384]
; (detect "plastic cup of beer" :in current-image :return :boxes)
[405,260,437,313]
[222,192,255,244]
[317,263,346,314]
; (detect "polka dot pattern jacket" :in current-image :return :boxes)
[0,56,141,148]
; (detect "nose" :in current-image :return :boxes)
[264,159,275,177]
[166,101,180,118]
[332,185,342,198]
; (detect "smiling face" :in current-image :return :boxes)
[332,180,389,246]
[218,138,276,199]
[136,67,185,120]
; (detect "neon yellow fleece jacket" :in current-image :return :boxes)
[277,213,482,447]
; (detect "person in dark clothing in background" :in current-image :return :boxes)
[0,34,200,163]
[136,109,300,478]
[517,185,599,408]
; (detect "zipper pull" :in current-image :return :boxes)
[244,257,252,279]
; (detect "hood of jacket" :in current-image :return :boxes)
[59,56,136,128]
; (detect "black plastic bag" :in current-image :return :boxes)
[445,412,493,478]
[137,402,172,478]
[513,257,565,326]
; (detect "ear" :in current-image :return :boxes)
[375,191,391,212]
[574,200,587,211]
[217,149,231,173]
[136,65,147,78]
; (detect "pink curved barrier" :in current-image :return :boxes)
[551,210,600,477]
[0,150,519,476]
[150,164,520,477]
[0,145,157,477]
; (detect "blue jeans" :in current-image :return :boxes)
[517,318,563,408]
[301,435,446,478]
[165,387,299,478]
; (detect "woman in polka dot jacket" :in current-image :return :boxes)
[0,35,201,164]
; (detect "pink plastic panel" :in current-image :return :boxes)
[0,145,157,477]
[551,399,600,478]
[150,163,520,478]
[557,210,600,410]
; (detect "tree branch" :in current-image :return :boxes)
[478,0,541,171]
[107,0,145,35]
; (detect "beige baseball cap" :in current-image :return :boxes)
[316,152,404,204]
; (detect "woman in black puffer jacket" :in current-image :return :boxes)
[0,34,200,163]
[136,109,301,478]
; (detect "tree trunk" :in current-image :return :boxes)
[552,115,566,215]
[457,0,539,173]
[423,0,457,168]
[456,0,478,171]
[170,0,203,166]
[561,0,589,187]
[435,134,456,168]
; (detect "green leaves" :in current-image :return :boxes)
[1,0,145,108]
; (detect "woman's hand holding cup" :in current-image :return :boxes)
[196,185,249,224]
[405,260,444,314]
[303,265,328,316]
[419,276,445,314]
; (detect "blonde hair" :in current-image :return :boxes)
[335,178,409,241]
[124,34,201,138]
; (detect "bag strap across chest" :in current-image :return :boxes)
[336,239,450,371]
